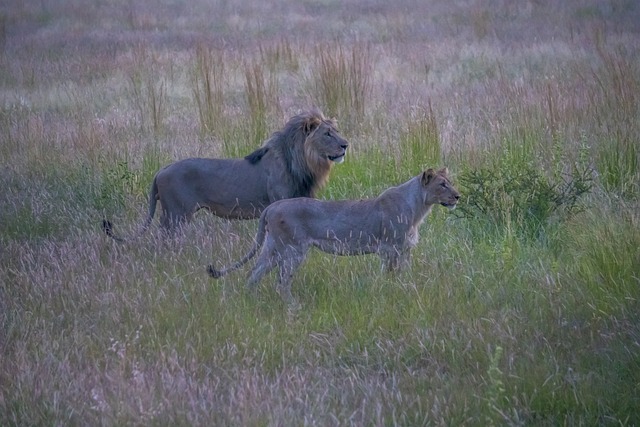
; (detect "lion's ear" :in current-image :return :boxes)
[304,116,322,134]
[437,167,449,176]
[422,169,436,186]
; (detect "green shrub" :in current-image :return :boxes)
[96,144,168,217]
[97,160,136,214]
[455,153,592,239]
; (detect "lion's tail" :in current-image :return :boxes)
[102,176,158,243]
[207,208,268,279]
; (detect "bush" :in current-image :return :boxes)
[455,154,592,239]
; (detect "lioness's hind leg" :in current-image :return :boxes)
[275,251,306,307]
[246,251,277,294]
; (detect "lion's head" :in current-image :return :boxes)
[302,113,348,164]
[422,168,460,209]
[301,112,348,186]
[247,109,349,197]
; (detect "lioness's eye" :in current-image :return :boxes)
[440,182,447,188]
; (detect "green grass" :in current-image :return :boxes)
[1,0,640,425]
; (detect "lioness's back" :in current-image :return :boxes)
[265,197,380,240]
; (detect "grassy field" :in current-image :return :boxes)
[1,0,639,425]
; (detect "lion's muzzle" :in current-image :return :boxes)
[329,154,346,164]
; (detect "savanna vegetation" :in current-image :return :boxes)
[1,0,639,425]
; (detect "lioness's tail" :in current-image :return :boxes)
[207,209,268,278]
[102,177,158,242]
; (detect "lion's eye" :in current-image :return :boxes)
[440,182,447,188]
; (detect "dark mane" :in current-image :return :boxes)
[243,109,335,197]
[244,146,269,164]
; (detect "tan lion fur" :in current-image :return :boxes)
[103,109,348,241]
[208,168,460,306]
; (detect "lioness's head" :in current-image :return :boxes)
[304,115,349,165]
[422,167,460,209]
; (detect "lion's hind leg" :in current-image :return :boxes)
[158,188,197,232]
[159,205,193,234]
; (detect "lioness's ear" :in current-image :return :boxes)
[437,167,449,176]
[422,168,436,185]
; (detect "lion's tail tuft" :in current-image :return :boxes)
[102,218,124,242]
[207,265,224,279]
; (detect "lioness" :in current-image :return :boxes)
[208,168,460,306]
[103,109,348,241]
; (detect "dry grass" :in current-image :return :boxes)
[1,0,640,425]
[192,44,226,137]
[313,42,373,126]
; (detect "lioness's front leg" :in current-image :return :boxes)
[381,247,410,272]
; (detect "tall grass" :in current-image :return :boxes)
[128,44,168,135]
[259,39,299,74]
[1,1,640,425]
[313,43,373,128]
[191,44,226,137]
[399,101,442,171]
[0,12,6,53]
[243,60,274,150]
[589,35,640,197]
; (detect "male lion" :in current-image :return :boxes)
[103,109,348,241]
[208,168,460,306]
